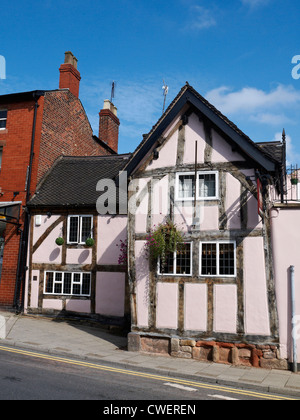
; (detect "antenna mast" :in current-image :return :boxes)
[162,80,168,113]
[110,81,116,103]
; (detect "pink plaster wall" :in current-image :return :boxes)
[183,114,206,164]
[214,284,237,333]
[147,132,177,170]
[66,248,92,265]
[211,129,245,163]
[243,236,270,336]
[156,282,178,329]
[271,207,300,360]
[95,272,125,317]
[226,173,241,229]
[33,215,60,244]
[152,175,170,227]
[66,299,91,313]
[132,178,150,234]
[184,283,207,331]
[97,215,127,265]
[42,299,63,311]
[135,241,149,327]
[32,222,63,264]
[30,270,40,309]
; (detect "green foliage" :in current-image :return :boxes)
[85,237,95,247]
[145,219,185,264]
[55,237,64,246]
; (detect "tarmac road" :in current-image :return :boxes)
[1,311,300,400]
[0,345,296,401]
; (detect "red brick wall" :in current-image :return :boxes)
[37,90,112,183]
[0,90,113,308]
[0,96,44,308]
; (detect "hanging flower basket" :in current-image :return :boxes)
[85,237,95,247]
[55,237,64,246]
[291,177,298,185]
[145,219,185,265]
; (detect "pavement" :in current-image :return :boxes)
[1,310,300,399]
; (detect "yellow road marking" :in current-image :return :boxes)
[0,344,295,400]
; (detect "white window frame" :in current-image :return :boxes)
[67,215,93,244]
[199,240,236,278]
[175,171,219,201]
[157,242,193,276]
[44,271,91,296]
[0,110,7,130]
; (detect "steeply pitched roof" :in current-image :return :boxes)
[124,83,281,175]
[28,154,131,208]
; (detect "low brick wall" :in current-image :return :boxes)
[128,333,288,370]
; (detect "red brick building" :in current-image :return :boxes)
[0,51,120,310]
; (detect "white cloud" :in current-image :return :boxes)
[250,113,294,126]
[205,85,300,123]
[241,0,270,8]
[189,5,217,30]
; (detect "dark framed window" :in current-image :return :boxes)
[200,241,236,277]
[0,110,7,130]
[44,271,91,296]
[158,243,192,276]
[67,215,93,244]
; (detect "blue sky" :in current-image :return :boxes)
[1,0,300,164]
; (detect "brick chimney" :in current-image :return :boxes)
[59,51,81,98]
[99,100,120,153]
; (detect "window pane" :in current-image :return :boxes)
[219,243,235,275]
[178,175,195,198]
[45,272,54,293]
[0,120,6,129]
[81,216,92,242]
[176,243,191,275]
[73,284,81,295]
[63,273,72,294]
[0,110,7,119]
[199,174,216,198]
[72,273,81,295]
[54,272,62,294]
[160,251,174,274]
[201,243,217,275]
[68,216,79,242]
[82,273,91,295]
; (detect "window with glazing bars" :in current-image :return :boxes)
[176,171,218,200]
[159,243,192,275]
[200,242,236,277]
[44,271,91,296]
[67,215,93,244]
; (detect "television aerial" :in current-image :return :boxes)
[110,81,117,103]
[162,80,168,113]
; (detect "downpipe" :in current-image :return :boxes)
[290,265,298,373]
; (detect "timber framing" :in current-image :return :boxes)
[126,84,282,349]
[27,209,128,322]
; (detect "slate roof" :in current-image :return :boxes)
[256,141,284,165]
[28,154,131,209]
